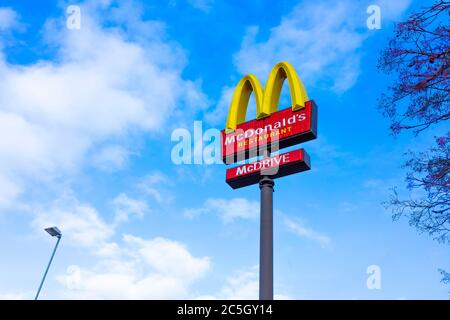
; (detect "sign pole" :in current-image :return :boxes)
[259,161,274,300]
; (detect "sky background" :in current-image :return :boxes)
[0,0,448,299]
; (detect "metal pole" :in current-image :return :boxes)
[35,236,61,300]
[259,175,274,300]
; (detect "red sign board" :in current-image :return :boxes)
[226,149,310,189]
[221,100,317,164]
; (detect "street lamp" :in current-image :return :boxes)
[34,226,62,300]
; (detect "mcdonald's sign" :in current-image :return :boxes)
[222,62,317,189]
[222,62,317,168]
[221,62,317,164]
[221,62,318,298]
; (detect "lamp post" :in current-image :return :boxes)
[34,226,62,300]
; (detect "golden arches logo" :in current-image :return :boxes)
[225,61,309,132]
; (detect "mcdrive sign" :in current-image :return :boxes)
[221,61,318,189]
[226,149,311,189]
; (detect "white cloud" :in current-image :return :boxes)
[205,0,412,126]
[184,198,259,223]
[338,201,360,214]
[233,0,411,94]
[0,174,22,209]
[140,172,171,185]
[30,192,308,299]
[32,197,116,252]
[31,191,152,257]
[235,2,364,91]
[137,172,173,204]
[0,8,19,31]
[175,166,214,186]
[198,266,290,300]
[92,145,130,172]
[112,193,147,225]
[220,266,259,299]
[31,192,211,299]
[284,217,331,247]
[58,234,211,299]
[376,0,412,20]
[124,235,210,280]
[0,4,207,211]
[0,292,27,300]
[234,1,365,93]
[188,0,214,12]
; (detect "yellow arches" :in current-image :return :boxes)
[226,75,264,132]
[225,62,309,132]
[263,62,309,116]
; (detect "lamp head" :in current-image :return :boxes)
[45,226,62,238]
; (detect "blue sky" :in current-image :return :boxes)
[0,0,448,299]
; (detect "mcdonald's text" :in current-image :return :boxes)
[221,100,317,164]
